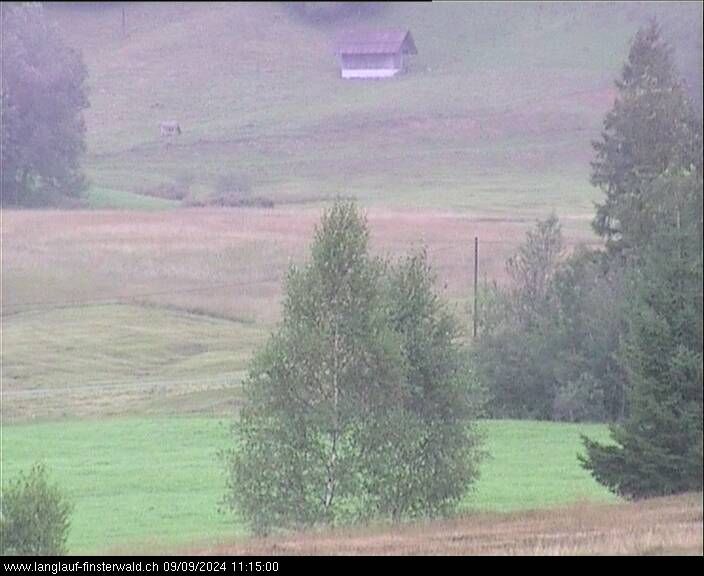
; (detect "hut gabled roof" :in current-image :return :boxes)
[335,28,417,56]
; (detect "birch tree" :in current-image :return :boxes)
[223,201,405,533]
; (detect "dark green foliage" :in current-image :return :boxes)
[581,171,703,499]
[472,216,563,420]
[476,22,703,430]
[1,3,89,206]
[548,248,628,421]
[473,217,627,422]
[223,201,483,533]
[0,464,72,556]
[581,20,704,499]
[591,21,702,255]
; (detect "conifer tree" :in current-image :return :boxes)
[591,21,702,255]
[581,170,703,498]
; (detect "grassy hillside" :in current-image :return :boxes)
[0,418,615,554]
[1,207,599,422]
[44,2,701,210]
[1,304,267,421]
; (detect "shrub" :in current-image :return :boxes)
[139,172,194,201]
[215,173,252,199]
[0,464,72,556]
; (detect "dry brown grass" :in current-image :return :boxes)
[2,206,599,421]
[1,206,597,324]
[188,493,703,556]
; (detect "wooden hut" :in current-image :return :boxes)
[159,121,181,137]
[335,28,417,79]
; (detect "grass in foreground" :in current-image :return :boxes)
[192,493,703,556]
[1,418,615,554]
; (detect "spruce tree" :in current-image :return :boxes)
[581,172,703,498]
[591,21,702,255]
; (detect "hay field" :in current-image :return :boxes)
[1,206,599,422]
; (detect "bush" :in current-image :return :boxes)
[138,172,194,201]
[215,173,252,199]
[472,218,627,422]
[183,172,274,208]
[1,464,72,556]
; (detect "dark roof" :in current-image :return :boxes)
[335,28,417,56]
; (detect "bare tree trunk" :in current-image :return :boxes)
[323,323,341,515]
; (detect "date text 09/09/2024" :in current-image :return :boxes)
[162,561,280,573]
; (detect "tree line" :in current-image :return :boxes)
[473,21,702,499]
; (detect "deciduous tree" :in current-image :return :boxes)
[223,201,484,533]
[1,3,89,206]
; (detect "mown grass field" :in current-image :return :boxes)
[1,304,266,422]
[0,419,616,554]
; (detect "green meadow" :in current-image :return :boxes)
[1,418,615,553]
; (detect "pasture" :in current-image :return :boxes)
[1,419,615,554]
[46,2,690,208]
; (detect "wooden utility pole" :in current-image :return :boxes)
[121,5,126,38]
[473,236,478,339]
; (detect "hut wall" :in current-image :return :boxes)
[340,53,401,79]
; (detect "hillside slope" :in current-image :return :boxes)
[47,2,702,212]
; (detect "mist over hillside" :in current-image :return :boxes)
[42,1,702,208]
